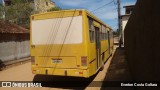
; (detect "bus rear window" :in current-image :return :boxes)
[31,16,82,45]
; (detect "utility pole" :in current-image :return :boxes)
[117,0,122,48]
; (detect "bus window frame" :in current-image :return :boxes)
[88,17,95,43]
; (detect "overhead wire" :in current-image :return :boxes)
[43,10,65,67]
[38,5,77,72]
[40,3,65,67]
[91,0,114,14]
[93,7,117,15]
[92,0,117,19]
[57,9,77,59]
[113,0,117,5]
[51,9,77,74]
[41,10,64,67]
[90,0,118,22]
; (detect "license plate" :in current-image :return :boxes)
[52,59,62,63]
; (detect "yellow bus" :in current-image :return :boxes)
[30,9,113,78]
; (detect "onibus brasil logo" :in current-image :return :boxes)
[1,82,42,87]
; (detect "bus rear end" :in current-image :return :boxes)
[30,10,89,78]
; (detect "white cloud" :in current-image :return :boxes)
[93,5,116,19]
[88,0,115,11]
[98,11,117,20]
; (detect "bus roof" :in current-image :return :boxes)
[31,9,113,30]
[85,10,112,30]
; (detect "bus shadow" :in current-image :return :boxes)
[0,59,6,71]
[33,73,97,89]
[100,47,134,90]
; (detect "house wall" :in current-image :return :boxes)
[122,16,129,31]
[124,0,160,83]
[34,0,55,13]
[122,16,130,44]
[0,34,30,62]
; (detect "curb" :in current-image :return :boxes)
[0,57,31,71]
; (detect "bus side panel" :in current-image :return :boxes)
[101,40,110,63]
[88,43,97,77]
[84,13,97,77]
[109,30,114,53]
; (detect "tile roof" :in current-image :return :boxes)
[0,20,29,33]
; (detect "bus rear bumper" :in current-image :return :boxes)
[32,67,89,78]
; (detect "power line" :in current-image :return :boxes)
[93,8,117,17]
[113,0,117,5]
[91,0,114,13]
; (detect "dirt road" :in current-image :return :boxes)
[0,50,114,90]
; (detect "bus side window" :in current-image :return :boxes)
[88,17,95,42]
[100,25,102,40]
[101,25,106,40]
[105,28,108,40]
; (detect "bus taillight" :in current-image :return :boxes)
[31,56,35,65]
[81,56,87,66]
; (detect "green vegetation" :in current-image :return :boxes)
[0,0,34,29]
[0,4,5,20]
[47,6,61,12]
[0,0,61,29]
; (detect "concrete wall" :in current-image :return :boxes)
[0,34,30,62]
[122,16,130,44]
[124,0,160,81]
[122,16,129,31]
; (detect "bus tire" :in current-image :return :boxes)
[100,54,104,71]
[100,65,104,71]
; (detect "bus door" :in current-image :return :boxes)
[108,31,111,55]
[95,27,101,70]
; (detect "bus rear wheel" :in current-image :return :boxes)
[100,65,104,71]
[100,54,105,71]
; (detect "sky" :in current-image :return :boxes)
[0,0,136,31]
[51,0,137,31]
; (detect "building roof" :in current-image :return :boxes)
[123,5,135,8]
[121,14,131,17]
[0,20,29,34]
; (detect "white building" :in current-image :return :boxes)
[121,5,134,44]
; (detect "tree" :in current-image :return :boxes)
[1,0,34,29]
[0,4,5,20]
[47,6,61,12]
[0,0,61,29]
